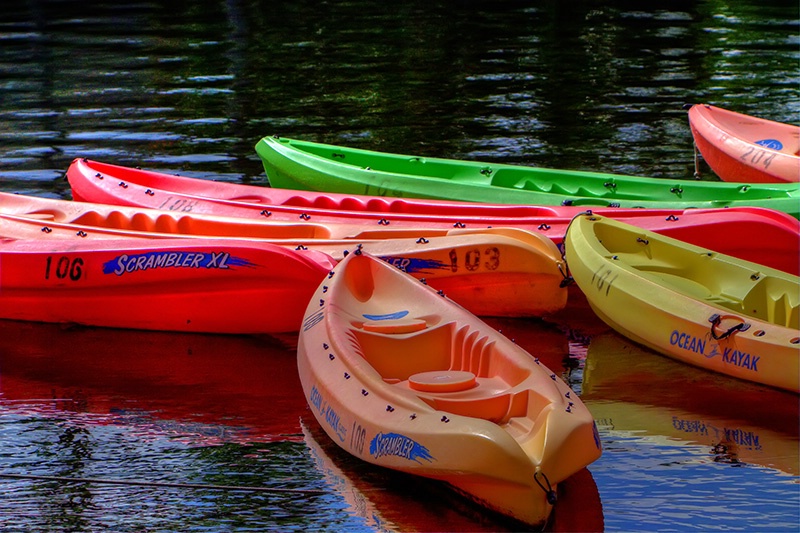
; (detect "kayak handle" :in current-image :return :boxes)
[708,314,750,340]
[534,472,558,505]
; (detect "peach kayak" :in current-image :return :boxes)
[297,249,602,528]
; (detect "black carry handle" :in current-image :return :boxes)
[708,314,750,340]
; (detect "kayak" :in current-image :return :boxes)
[688,104,800,183]
[0,192,569,318]
[0,237,335,334]
[564,212,800,392]
[297,249,602,528]
[66,157,800,275]
[255,135,800,218]
[582,333,799,475]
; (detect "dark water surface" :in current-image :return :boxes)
[1,1,798,531]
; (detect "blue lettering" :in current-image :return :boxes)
[369,432,434,463]
[671,330,707,354]
[308,385,346,442]
[724,428,762,450]
[113,255,128,275]
[671,331,760,372]
[696,337,705,354]
[103,251,254,276]
[378,256,447,274]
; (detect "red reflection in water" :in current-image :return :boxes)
[0,317,605,531]
[0,320,307,443]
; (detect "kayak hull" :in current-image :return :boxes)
[65,158,800,275]
[0,192,568,318]
[298,250,602,527]
[255,135,800,217]
[688,104,800,184]
[0,238,335,334]
[565,213,800,392]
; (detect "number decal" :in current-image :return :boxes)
[484,247,500,270]
[449,249,458,272]
[350,422,367,455]
[158,196,196,212]
[465,249,480,271]
[740,147,779,170]
[45,256,84,281]
[446,248,502,272]
[591,266,617,296]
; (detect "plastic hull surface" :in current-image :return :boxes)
[565,213,800,392]
[65,158,800,275]
[688,104,799,184]
[297,251,602,527]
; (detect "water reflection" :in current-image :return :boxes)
[0,320,306,443]
[582,332,800,475]
[2,0,798,196]
[0,318,598,531]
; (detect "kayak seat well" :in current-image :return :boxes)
[70,210,330,239]
[490,169,602,197]
[70,210,175,232]
[739,277,800,328]
[490,169,550,192]
[350,322,536,423]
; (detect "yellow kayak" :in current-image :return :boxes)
[0,192,568,318]
[297,250,602,528]
[565,212,800,392]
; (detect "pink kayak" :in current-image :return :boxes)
[688,104,800,183]
[66,158,800,275]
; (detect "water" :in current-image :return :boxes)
[1,0,798,531]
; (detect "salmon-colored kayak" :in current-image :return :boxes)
[297,249,602,528]
[0,192,569,318]
[65,158,800,275]
[688,104,800,183]
[0,237,335,334]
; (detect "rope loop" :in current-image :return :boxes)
[534,471,558,505]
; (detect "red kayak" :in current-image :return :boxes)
[0,237,335,334]
[688,104,800,183]
[0,192,574,318]
[66,158,800,275]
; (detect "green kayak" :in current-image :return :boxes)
[255,136,800,218]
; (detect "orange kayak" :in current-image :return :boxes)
[66,158,800,275]
[0,192,569,318]
[297,249,602,528]
[0,237,335,334]
[688,104,800,183]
